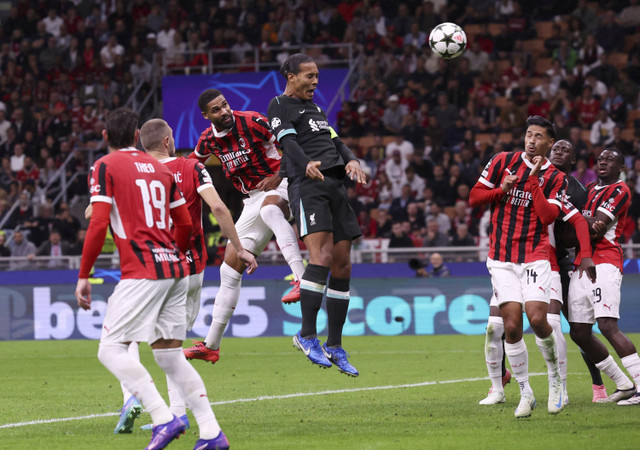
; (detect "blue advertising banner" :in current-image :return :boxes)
[2,276,640,341]
[162,69,348,150]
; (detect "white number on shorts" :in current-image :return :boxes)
[526,269,538,284]
[135,179,167,229]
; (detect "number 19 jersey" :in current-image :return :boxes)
[88,148,187,280]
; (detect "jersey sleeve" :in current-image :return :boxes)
[88,159,112,204]
[477,153,504,189]
[545,172,566,208]
[251,112,277,143]
[558,195,579,222]
[193,129,214,161]
[267,97,296,143]
[598,184,630,221]
[169,178,186,209]
[194,161,214,194]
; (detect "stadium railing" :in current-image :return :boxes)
[4,244,640,271]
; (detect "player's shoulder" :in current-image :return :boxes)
[197,124,215,140]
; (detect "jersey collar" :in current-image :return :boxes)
[521,152,551,171]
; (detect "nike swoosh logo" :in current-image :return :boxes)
[555,392,563,409]
[298,109,305,114]
[301,345,311,355]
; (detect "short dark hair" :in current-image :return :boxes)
[526,115,556,140]
[279,53,314,79]
[105,108,139,149]
[603,147,625,165]
[198,89,223,113]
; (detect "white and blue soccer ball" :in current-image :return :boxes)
[429,22,467,59]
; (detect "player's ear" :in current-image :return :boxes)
[134,128,140,146]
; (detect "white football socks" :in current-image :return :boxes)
[166,374,187,418]
[97,342,173,426]
[621,353,640,388]
[484,316,505,392]
[546,315,566,381]
[596,355,634,390]
[505,339,532,395]
[205,262,242,350]
[153,348,221,439]
[120,342,141,404]
[259,204,305,280]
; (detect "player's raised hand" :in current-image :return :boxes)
[238,248,258,274]
[306,160,324,181]
[529,155,546,177]
[256,174,282,192]
[75,278,92,310]
[501,170,519,192]
[346,160,367,184]
[577,256,597,283]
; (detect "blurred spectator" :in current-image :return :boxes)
[16,156,39,189]
[100,35,125,70]
[0,231,10,257]
[23,203,55,247]
[595,10,625,53]
[10,144,26,173]
[579,35,604,70]
[451,222,476,247]
[382,94,409,135]
[575,85,600,128]
[68,228,87,256]
[43,9,64,38]
[389,184,415,222]
[425,201,451,235]
[590,109,616,147]
[433,92,459,133]
[406,202,426,235]
[36,229,69,268]
[0,108,11,145]
[423,218,450,247]
[54,202,81,243]
[601,85,627,125]
[403,166,426,200]
[9,230,36,270]
[130,53,153,84]
[572,157,598,186]
[389,221,414,250]
[385,149,409,198]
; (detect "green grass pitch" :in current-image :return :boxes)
[1,334,639,449]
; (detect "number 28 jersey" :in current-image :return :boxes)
[88,148,187,280]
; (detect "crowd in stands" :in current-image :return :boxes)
[2,0,640,268]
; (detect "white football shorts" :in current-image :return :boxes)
[549,271,562,304]
[234,179,289,255]
[487,258,552,305]
[186,271,205,331]
[100,277,188,344]
[568,263,621,324]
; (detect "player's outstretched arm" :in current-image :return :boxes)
[76,201,111,310]
[567,213,596,283]
[200,186,258,274]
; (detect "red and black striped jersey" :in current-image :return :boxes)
[477,151,566,263]
[161,156,214,275]
[191,110,281,194]
[578,180,629,272]
[88,148,186,280]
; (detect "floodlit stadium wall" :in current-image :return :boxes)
[2,263,640,340]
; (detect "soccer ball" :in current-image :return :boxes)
[429,22,467,59]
